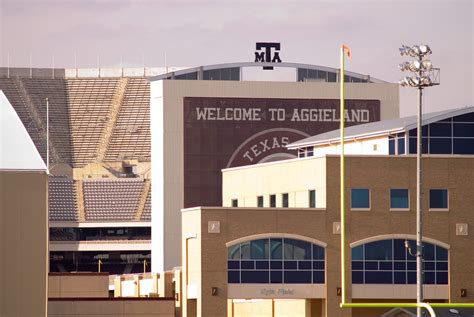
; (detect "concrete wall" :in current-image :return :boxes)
[232,299,317,317]
[223,156,327,208]
[48,273,109,298]
[151,79,399,272]
[48,298,175,317]
[0,171,48,317]
[312,136,389,156]
[181,156,474,317]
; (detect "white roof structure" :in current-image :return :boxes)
[0,90,47,171]
[288,106,474,149]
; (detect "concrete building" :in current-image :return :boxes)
[180,107,474,317]
[150,62,400,271]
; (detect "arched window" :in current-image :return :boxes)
[351,239,448,285]
[228,238,325,284]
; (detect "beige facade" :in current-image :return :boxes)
[181,155,474,317]
[48,273,109,298]
[48,298,175,317]
[151,79,400,271]
[0,171,48,317]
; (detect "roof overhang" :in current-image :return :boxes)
[149,61,386,83]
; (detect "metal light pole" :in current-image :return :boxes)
[399,44,440,317]
[416,77,423,317]
[339,44,350,305]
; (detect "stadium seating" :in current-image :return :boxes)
[105,78,151,162]
[49,178,79,221]
[0,78,47,160]
[67,78,120,166]
[21,78,71,163]
[0,76,152,166]
[83,179,144,221]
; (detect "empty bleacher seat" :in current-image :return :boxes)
[49,178,78,221]
[83,179,144,221]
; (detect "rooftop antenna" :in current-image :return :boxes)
[97,55,101,78]
[52,54,55,79]
[120,55,123,77]
[30,52,33,78]
[46,97,49,173]
[74,52,77,78]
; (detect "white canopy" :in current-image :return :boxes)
[0,90,47,171]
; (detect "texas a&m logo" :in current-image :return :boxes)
[255,42,282,70]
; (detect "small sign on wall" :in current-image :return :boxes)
[456,223,468,236]
[208,221,220,234]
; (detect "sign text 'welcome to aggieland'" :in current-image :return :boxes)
[195,107,370,123]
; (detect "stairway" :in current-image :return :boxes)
[75,180,86,221]
[134,179,151,220]
[96,77,129,162]
[14,78,61,164]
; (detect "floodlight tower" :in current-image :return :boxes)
[399,44,440,317]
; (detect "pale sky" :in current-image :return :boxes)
[0,0,472,116]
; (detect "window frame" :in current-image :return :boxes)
[257,196,264,208]
[389,188,410,211]
[231,199,238,207]
[429,189,449,211]
[351,188,371,211]
[228,237,326,284]
[351,239,448,285]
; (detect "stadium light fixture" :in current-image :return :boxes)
[398,44,439,317]
[340,44,472,317]
[399,60,433,73]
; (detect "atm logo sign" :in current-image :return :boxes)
[255,42,282,69]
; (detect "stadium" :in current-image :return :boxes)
[1,59,473,317]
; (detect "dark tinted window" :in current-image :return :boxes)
[453,138,474,154]
[228,238,325,284]
[269,194,276,207]
[257,196,264,207]
[429,189,448,209]
[351,189,370,209]
[309,190,316,208]
[282,193,289,208]
[453,123,474,137]
[352,239,448,285]
[429,123,452,137]
[390,189,409,209]
[429,138,452,154]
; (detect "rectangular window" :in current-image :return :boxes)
[282,193,289,208]
[309,190,316,208]
[269,194,276,208]
[298,148,305,158]
[351,189,370,209]
[257,196,264,208]
[389,137,395,155]
[306,147,314,157]
[390,189,409,209]
[397,137,405,154]
[231,199,238,207]
[429,189,448,210]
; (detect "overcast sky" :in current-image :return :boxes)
[0,0,472,116]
